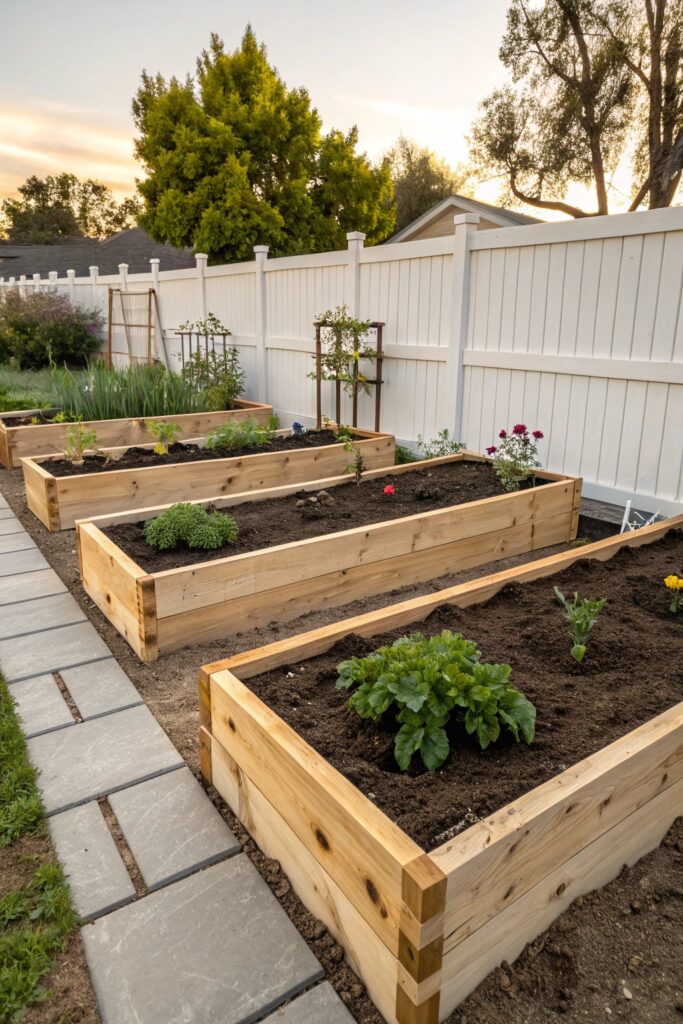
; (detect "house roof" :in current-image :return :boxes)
[0,227,195,280]
[385,194,542,243]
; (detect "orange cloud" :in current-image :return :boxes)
[0,101,140,201]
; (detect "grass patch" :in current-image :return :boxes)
[0,677,78,1023]
[0,366,57,413]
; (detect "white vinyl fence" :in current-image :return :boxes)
[2,208,683,515]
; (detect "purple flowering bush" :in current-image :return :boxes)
[0,288,103,369]
[486,423,544,491]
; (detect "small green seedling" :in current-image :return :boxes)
[554,587,606,663]
[64,424,100,464]
[146,419,181,455]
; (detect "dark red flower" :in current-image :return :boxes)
[533,430,544,439]
[512,423,527,436]
[486,445,497,455]
[499,429,507,439]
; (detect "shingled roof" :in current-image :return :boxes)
[0,227,195,279]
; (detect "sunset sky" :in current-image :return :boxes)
[2,0,631,218]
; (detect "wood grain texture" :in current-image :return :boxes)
[0,400,273,469]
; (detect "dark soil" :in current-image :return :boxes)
[246,533,683,851]
[452,817,683,1024]
[104,461,511,571]
[45,429,341,476]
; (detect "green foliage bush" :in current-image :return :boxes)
[416,429,464,460]
[204,417,275,451]
[144,503,239,552]
[0,289,103,369]
[337,630,536,771]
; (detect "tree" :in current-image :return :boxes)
[470,0,682,216]
[386,136,470,232]
[0,174,140,243]
[132,27,395,262]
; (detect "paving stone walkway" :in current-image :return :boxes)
[0,492,354,1024]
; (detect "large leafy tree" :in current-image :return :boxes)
[0,174,140,243]
[386,136,470,233]
[470,0,682,216]
[132,28,395,261]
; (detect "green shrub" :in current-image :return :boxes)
[144,503,239,551]
[416,429,464,460]
[337,630,536,771]
[204,418,275,451]
[395,444,417,464]
[51,361,209,421]
[0,289,103,369]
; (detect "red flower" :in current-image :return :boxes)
[533,430,544,439]
[383,484,395,496]
[498,429,507,439]
[512,423,527,436]
[486,446,497,455]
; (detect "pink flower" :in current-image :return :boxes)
[512,423,527,436]
[498,429,507,439]
[533,430,544,439]
[383,484,395,496]
[486,446,497,455]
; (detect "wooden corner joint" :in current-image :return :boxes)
[395,853,447,1023]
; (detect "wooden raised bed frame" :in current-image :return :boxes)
[200,513,683,1024]
[76,454,580,661]
[0,399,272,470]
[23,426,395,530]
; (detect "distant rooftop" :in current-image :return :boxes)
[0,227,196,279]
[386,194,542,243]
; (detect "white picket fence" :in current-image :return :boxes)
[2,207,683,515]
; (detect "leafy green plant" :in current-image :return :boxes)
[204,417,275,452]
[51,361,209,421]
[310,305,375,397]
[64,424,99,463]
[144,503,239,551]
[486,424,543,491]
[337,630,536,771]
[395,444,417,464]
[180,344,245,409]
[146,419,181,455]
[345,445,366,485]
[554,587,606,663]
[416,429,464,460]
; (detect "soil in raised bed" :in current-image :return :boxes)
[246,532,683,851]
[45,428,342,476]
[103,460,513,571]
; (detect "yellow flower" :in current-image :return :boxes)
[664,574,683,590]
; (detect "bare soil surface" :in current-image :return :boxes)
[2,464,681,1024]
[248,533,683,849]
[104,460,512,570]
[44,428,342,476]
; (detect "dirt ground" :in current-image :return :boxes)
[2,463,681,1024]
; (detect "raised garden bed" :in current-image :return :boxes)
[0,399,272,470]
[76,454,580,660]
[200,514,683,1024]
[23,426,395,530]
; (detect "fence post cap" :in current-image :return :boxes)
[149,257,160,265]
[253,244,269,255]
[454,213,480,227]
[346,231,366,243]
